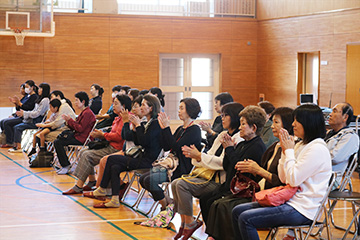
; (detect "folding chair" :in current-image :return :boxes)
[327,154,358,231]
[266,172,337,240]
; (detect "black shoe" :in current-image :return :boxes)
[27,148,37,157]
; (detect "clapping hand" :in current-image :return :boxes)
[279,128,294,153]
[182,144,201,161]
[119,109,130,122]
[129,114,141,127]
[157,112,170,129]
[235,159,260,175]
[220,133,235,148]
[198,121,212,132]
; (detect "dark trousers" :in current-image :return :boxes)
[100,155,153,196]
[53,137,82,167]
[199,189,228,226]
[139,169,168,201]
[1,117,23,144]
[13,122,37,143]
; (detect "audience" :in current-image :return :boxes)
[128,88,140,101]
[62,94,132,195]
[199,92,234,152]
[258,101,278,148]
[87,94,163,208]
[89,84,104,115]
[232,104,331,240]
[206,107,293,240]
[171,102,244,240]
[54,91,96,174]
[95,85,121,129]
[139,98,202,227]
[9,83,50,153]
[1,80,38,148]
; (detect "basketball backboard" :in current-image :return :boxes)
[0,0,55,39]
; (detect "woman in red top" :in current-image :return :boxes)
[62,95,132,194]
[54,91,96,175]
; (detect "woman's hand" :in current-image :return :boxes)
[235,159,261,175]
[15,110,24,117]
[199,121,213,134]
[119,109,130,123]
[91,129,105,139]
[279,128,295,153]
[62,114,71,121]
[220,133,234,148]
[157,112,170,129]
[182,145,201,161]
[129,115,141,128]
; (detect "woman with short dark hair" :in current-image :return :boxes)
[232,104,331,240]
[87,95,163,208]
[54,91,96,174]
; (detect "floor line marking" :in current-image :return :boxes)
[0,218,148,228]
[0,151,138,240]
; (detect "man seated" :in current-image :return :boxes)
[283,102,359,240]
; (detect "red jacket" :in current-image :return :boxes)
[104,116,125,150]
[67,107,96,144]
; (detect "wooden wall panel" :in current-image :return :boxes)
[0,52,43,69]
[55,15,110,36]
[231,21,257,39]
[110,54,158,71]
[257,8,360,108]
[44,36,109,53]
[172,39,232,53]
[44,53,109,70]
[110,37,172,53]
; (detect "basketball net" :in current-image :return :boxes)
[11,28,28,46]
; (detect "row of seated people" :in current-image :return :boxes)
[1,81,359,240]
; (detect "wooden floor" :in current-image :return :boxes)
[0,149,359,240]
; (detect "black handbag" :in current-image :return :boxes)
[230,171,260,201]
[125,146,144,158]
[88,140,109,150]
[57,129,75,141]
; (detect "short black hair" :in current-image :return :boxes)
[293,104,326,144]
[340,103,354,126]
[222,102,244,130]
[215,92,233,105]
[116,94,132,111]
[121,85,131,93]
[91,84,104,97]
[75,91,90,107]
[49,99,62,110]
[128,89,140,100]
[180,98,202,119]
[272,107,294,135]
[258,101,275,115]
[150,87,165,107]
[25,80,38,94]
[112,85,121,92]
[139,89,149,95]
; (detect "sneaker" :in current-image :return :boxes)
[57,165,71,175]
[8,147,24,153]
[28,148,37,157]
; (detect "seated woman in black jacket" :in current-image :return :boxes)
[88,94,163,208]
[205,107,294,240]
[89,84,103,115]
[138,98,202,227]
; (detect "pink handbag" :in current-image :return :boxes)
[255,184,299,207]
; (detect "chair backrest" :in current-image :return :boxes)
[82,119,98,147]
[313,172,337,223]
[338,153,358,192]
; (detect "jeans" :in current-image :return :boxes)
[139,168,168,201]
[232,202,312,240]
[1,117,23,144]
[13,122,37,143]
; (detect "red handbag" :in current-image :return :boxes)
[255,184,299,207]
[230,171,260,201]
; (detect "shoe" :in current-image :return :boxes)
[181,221,203,240]
[62,188,82,195]
[282,234,295,240]
[57,165,70,175]
[0,144,13,148]
[83,192,107,201]
[119,182,129,200]
[93,202,118,208]
[8,147,24,153]
[140,203,174,228]
[83,185,94,191]
[27,148,37,157]
[174,225,184,240]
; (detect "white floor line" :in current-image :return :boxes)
[0,218,148,228]
[333,207,352,210]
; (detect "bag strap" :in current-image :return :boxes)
[181,168,215,185]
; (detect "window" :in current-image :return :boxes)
[160,54,219,124]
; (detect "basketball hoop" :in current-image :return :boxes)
[10,28,29,46]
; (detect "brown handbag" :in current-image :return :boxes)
[230,171,260,201]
